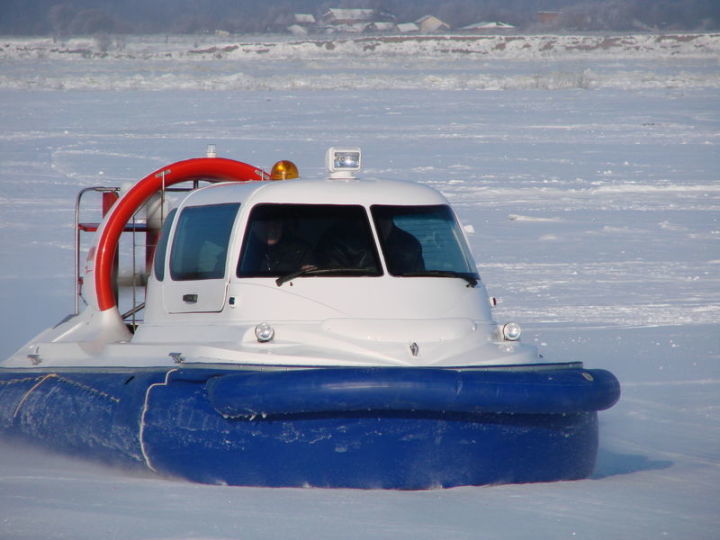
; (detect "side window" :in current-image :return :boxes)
[153,208,177,282]
[169,203,240,281]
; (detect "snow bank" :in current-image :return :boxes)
[3,33,720,61]
[1,33,719,91]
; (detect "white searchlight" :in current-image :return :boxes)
[326,147,361,179]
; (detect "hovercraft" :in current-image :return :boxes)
[0,147,619,489]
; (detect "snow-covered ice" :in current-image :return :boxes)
[0,34,718,539]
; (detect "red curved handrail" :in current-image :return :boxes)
[94,157,267,312]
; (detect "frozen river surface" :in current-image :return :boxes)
[0,34,718,539]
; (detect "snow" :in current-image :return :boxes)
[1,34,719,539]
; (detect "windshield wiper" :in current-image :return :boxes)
[276,266,376,286]
[396,271,479,288]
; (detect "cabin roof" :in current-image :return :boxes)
[178,177,447,209]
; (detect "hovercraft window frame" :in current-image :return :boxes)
[153,207,177,282]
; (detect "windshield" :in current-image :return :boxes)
[237,204,382,278]
[371,205,479,278]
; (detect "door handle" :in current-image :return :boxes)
[183,293,198,304]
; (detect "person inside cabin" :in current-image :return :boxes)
[314,219,377,270]
[375,216,425,275]
[239,215,312,275]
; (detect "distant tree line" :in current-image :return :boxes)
[1,0,718,36]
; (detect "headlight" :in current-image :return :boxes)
[501,322,522,341]
[255,322,275,343]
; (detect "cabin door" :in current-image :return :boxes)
[162,203,240,314]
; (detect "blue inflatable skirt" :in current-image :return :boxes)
[0,365,620,489]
